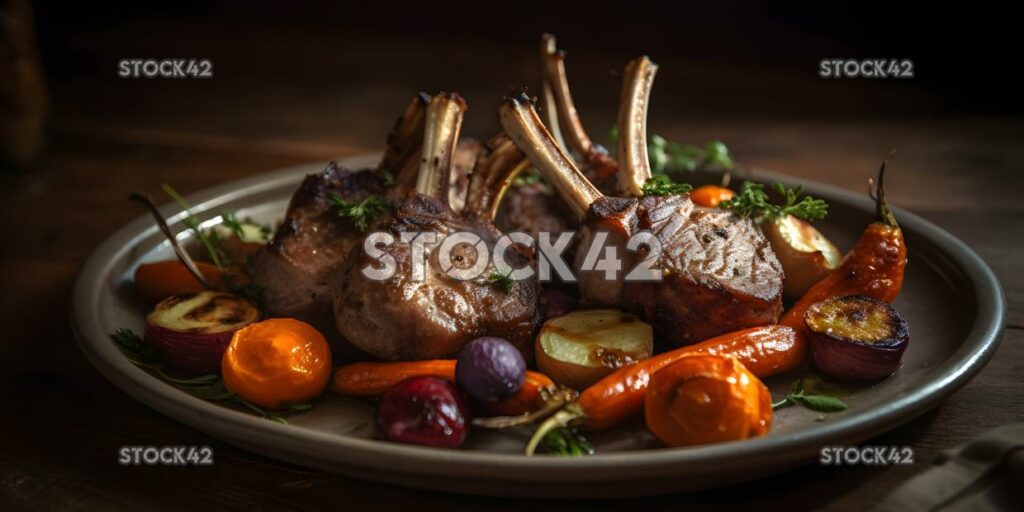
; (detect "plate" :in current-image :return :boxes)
[71,154,1006,498]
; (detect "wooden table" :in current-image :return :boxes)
[2,21,1022,511]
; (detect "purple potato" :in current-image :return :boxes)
[455,337,526,402]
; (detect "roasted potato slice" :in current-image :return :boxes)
[536,309,653,390]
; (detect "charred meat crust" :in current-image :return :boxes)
[333,193,541,361]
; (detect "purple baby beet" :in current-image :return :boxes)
[377,377,470,448]
[455,337,526,403]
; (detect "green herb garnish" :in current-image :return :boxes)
[110,328,308,423]
[720,181,828,222]
[541,427,594,456]
[328,194,388,232]
[161,184,227,269]
[487,270,515,293]
[641,175,693,196]
[612,129,734,174]
[772,378,848,412]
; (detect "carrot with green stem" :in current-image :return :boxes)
[780,153,907,328]
[521,153,907,455]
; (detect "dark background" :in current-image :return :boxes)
[3,2,1022,510]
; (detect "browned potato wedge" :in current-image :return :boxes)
[535,309,653,390]
[763,214,841,299]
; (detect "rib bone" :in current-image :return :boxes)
[463,134,531,220]
[499,94,602,221]
[616,56,659,197]
[415,93,466,203]
[539,34,598,162]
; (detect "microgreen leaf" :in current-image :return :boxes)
[641,175,693,196]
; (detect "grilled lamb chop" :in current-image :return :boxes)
[249,94,431,333]
[333,94,541,360]
[500,87,783,345]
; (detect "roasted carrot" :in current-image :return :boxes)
[690,185,736,208]
[524,324,800,453]
[577,324,800,432]
[644,354,772,447]
[135,260,223,303]
[330,360,557,416]
[780,159,906,328]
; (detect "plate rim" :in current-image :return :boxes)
[71,155,1007,483]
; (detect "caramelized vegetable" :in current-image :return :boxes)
[781,159,906,328]
[804,295,910,381]
[645,354,771,447]
[576,324,800,432]
[145,291,259,374]
[764,214,842,299]
[222,318,332,409]
[535,309,653,390]
[690,185,736,208]
[330,360,557,417]
[135,260,222,303]
[523,325,802,453]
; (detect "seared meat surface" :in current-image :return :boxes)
[588,194,783,343]
[333,193,540,360]
[501,83,783,346]
[249,94,430,332]
[494,183,572,240]
[249,164,384,332]
[333,100,541,361]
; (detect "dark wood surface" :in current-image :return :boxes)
[2,21,1022,511]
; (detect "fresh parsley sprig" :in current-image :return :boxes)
[110,328,309,423]
[720,181,828,222]
[328,194,388,232]
[641,175,693,196]
[772,378,848,412]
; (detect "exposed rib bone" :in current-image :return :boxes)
[616,56,659,197]
[415,92,466,203]
[539,34,566,151]
[463,134,531,221]
[383,94,430,200]
[540,35,598,161]
[499,94,602,221]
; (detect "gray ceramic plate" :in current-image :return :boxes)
[71,154,1006,498]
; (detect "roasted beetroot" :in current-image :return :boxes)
[145,291,259,374]
[804,295,910,381]
[377,377,470,448]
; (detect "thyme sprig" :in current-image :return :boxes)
[328,194,388,232]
